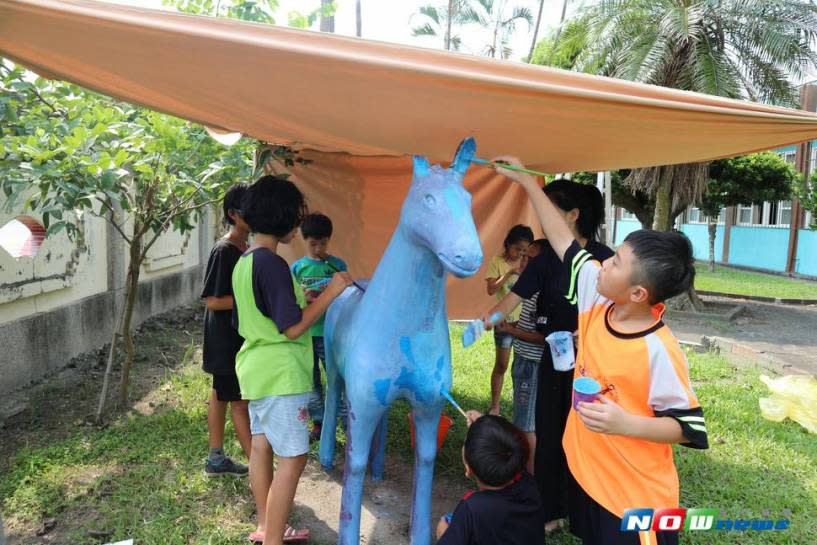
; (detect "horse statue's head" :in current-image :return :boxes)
[402,137,483,278]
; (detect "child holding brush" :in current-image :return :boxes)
[291,212,349,441]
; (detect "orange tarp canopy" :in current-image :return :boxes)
[2,0,817,316]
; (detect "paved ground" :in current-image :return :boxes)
[667,296,817,376]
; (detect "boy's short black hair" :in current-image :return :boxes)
[241,175,307,237]
[301,213,333,240]
[223,183,248,225]
[624,230,696,304]
[464,415,527,487]
[503,224,534,250]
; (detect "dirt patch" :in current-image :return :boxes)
[1,304,469,545]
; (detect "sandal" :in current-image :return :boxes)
[283,524,310,543]
[248,524,310,543]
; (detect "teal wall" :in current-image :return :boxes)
[795,229,817,276]
[614,220,725,262]
[614,219,641,245]
[728,227,790,272]
[680,223,725,262]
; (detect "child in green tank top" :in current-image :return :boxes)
[233,175,353,544]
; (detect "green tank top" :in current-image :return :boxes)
[232,251,313,400]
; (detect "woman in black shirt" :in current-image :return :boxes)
[483,180,614,533]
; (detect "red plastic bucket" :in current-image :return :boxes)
[407,412,454,450]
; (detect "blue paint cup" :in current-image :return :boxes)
[573,377,601,410]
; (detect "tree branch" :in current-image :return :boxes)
[89,209,132,244]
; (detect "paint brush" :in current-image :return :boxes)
[322,258,367,292]
[440,389,469,420]
[472,157,550,178]
[461,311,503,348]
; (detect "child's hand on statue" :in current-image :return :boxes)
[327,272,354,296]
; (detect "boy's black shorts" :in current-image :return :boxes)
[212,373,243,402]
[568,473,679,545]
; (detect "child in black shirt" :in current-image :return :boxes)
[437,413,545,545]
[200,183,252,475]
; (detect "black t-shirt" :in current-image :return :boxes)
[232,247,303,334]
[437,472,544,545]
[512,240,614,339]
[200,238,244,375]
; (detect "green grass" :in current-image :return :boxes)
[695,263,817,300]
[2,324,816,544]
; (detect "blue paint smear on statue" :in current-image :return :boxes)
[319,137,483,545]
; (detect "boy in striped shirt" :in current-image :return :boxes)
[495,239,547,472]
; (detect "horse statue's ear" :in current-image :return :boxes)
[451,137,477,178]
[413,155,430,177]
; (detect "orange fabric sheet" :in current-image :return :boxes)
[272,151,542,319]
[2,0,817,316]
[1,0,816,171]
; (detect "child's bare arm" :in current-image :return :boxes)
[502,326,544,345]
[486,267,521,295]
[282,272,352,340]
[577,397,686,444]
[491,156,575,261]
[205,295,234,311]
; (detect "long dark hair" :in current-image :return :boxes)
[544,180,605,242]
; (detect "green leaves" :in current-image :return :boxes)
[531,0,817,106]
[701,152,798,218]
[0,58,255,246]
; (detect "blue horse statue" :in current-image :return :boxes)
[319,137,483,545]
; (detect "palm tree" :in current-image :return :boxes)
[527,0,546,62]
[411,2,466,51]
[462,0,533,59]
[552,0,817,230]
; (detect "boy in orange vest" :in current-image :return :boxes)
[494,156,709,545]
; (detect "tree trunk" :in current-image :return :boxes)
[95,293,127,422]
[528,0,545,61]
[320,0,334,32]
[708,216,718,272]
[687,286,705,312]
[652,172,672,231]
[444,0,454,50]
[355,0,362,37]
[118,235,143,405]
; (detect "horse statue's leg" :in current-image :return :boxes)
[409,404,443,545]
[319,349,342,469]
[338,399,387,545]
[368,413,389,481]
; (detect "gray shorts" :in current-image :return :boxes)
[249,393,311,457]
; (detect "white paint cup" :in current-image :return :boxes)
[546,331,575,371]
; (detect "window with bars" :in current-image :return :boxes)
[620,209,638,220]
[737,204,755,225]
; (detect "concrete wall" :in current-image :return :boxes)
[0,205,217,396]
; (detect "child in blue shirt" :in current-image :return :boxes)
[291,213,349,441]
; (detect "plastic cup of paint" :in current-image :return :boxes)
[546,331,575,371]
[573,377,601,410]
